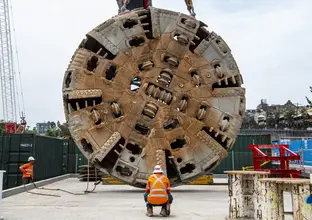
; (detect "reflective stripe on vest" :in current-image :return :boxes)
[151,188,166,192]
[148,194,167,197]
[151,174,166,188]
[148,174,167,198]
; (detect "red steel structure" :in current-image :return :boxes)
[248,144,301,178]
[4,113,26,134]
[4,122,16,134]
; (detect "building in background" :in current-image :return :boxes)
[36,122,56,135]
[242,99,312,130]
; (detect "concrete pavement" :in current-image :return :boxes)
[1,178,229,220]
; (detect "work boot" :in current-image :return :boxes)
[146,207,153,217]
[160,207,168,217]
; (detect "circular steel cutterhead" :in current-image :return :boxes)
[62,7,245,188]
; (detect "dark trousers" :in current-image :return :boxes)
[144,192,173,209]
[22,177,33,185]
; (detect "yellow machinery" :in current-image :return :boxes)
[103,175,213,185]
[242,160,271,171]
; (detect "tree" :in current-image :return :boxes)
[24,126,36,134]
[266,113,276,128]
[0,121,4,134]
[46,129,57,137]
[241,112,258,129]
[57,121,71,138]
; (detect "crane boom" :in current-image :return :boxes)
[0,0,17,123]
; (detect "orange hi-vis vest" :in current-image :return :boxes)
[145,174,172,205]
[19,162,33,179]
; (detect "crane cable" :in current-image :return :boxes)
[120,0,196,17]
[184,0,196,17]
[8,0,26,120]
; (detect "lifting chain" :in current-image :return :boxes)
[177,98,187,112]
[143,102,158,118]
[157,69,173,87]
[196,107,207,120]
[184,0,196,17]
[111,102,121,116]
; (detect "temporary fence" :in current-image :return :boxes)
[0,134,67,190]
[0,133,272,189]
[272,139,312,166]
[213,134,272,173]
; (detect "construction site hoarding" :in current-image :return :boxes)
[0,134,64,190]
[213,134,272,173]
[0,133,271,189]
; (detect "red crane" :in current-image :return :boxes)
[0,0,26,134]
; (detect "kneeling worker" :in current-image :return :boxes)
[19,156,35,185]
[144,165,173,217]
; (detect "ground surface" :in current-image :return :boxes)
[1,178,229,220]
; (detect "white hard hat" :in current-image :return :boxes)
[28,156,35,161]
[153,165,163,174]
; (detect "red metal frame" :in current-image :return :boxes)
[248,144,301,178]
[4,122,17,134]
[4,121,26,134]
[4,114,27,134]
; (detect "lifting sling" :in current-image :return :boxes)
[118,0,196,17]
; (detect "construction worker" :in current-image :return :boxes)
[19,156,35,185]
[144,165,173,217]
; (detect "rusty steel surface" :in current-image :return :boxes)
[62,7,245,188]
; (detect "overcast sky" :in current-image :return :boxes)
[4,0,312,127]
